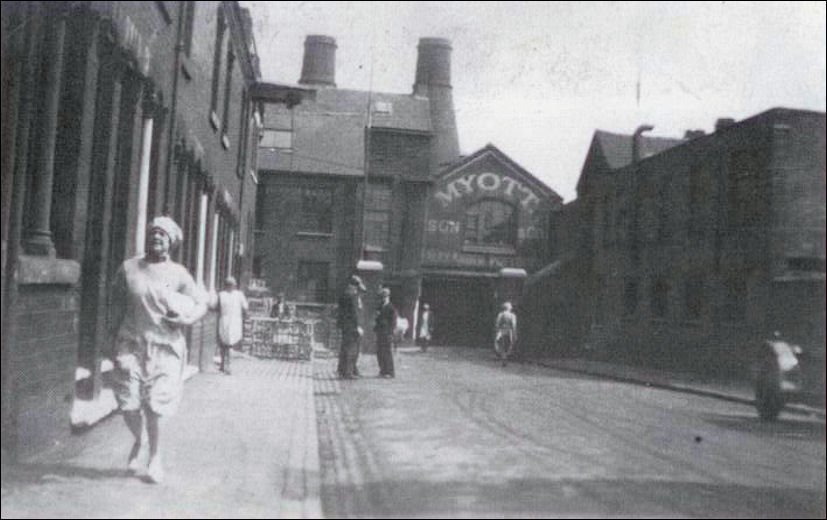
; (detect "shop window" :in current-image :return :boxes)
[299,187,332,234]
[464,199,516,248]
[297,261,329,303]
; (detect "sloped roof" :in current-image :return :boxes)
[593,130,684,170]
[259,88,431,177]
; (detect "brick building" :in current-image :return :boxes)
[255,36,562,348]
[422,145,562,346]
[255,36,437,346]
[0,1,286,460]
[522,108,826,375]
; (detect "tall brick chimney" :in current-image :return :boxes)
[413,37,460,168]
[299,35,336,87]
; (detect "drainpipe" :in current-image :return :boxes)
[632,124,654,164]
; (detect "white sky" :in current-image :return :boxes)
[242,1,826,202]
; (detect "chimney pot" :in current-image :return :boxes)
[413,37,460,167]
[715,118,736,132]
[299,35,336,87]
[632,124,654,164]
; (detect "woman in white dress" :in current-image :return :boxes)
[214,276,249,375]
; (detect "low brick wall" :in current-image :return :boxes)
[12,284,80,459]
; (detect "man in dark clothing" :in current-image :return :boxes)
[374,287,398,378]
[337,275,365,379]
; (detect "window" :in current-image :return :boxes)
[623,278,639,316]
[299,187,332,234]
[593,275,607,325]
[616,207,628,246]
[259,129,292,150]
[464,199,516,248]
[236,88,249,178]
[548,211,560,259]
[182,2,196,57]
[255,185,267,230]
[601,194,612,246]
[688,164,704,241]
[221,47,235,137]
[723,276,746,322]
[650,278,669,319]
[788,257,826,272]
[657,182,669,243]
[628,203,640,264]
[772,123,791,162]
[727,150,765,228]
[252,256,263,279]
[209,7,226,128]
[684,275,704,320]
[297,261,329,302]
[365,183,392,250]
[373,101,392,114]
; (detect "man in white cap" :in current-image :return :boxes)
[337,274,365,379]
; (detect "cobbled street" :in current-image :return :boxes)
[314,347,826,518]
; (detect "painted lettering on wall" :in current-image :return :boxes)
[423,249,525,269]
[426,219,540,240]
[427,219,461,234]
[434,173,540,210]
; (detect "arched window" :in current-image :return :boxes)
[464,199,516,248]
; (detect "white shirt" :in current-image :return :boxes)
[217,289,249,345]
[419,311,432,339]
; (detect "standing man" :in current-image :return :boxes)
[374,287,398,378]
[270,292,286,319]
[337,275,365,379]
[418,303,435,353]
[215,276,248,375]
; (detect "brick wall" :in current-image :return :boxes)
[13,285,79,458]
[536,109,825,375]
[257,175,357,303]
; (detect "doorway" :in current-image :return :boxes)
[420,276,494,347]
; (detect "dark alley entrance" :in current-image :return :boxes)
[420,276,494,347]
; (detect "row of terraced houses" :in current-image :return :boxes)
[1,1,308,460]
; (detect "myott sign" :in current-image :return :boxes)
[433,172,540,210]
